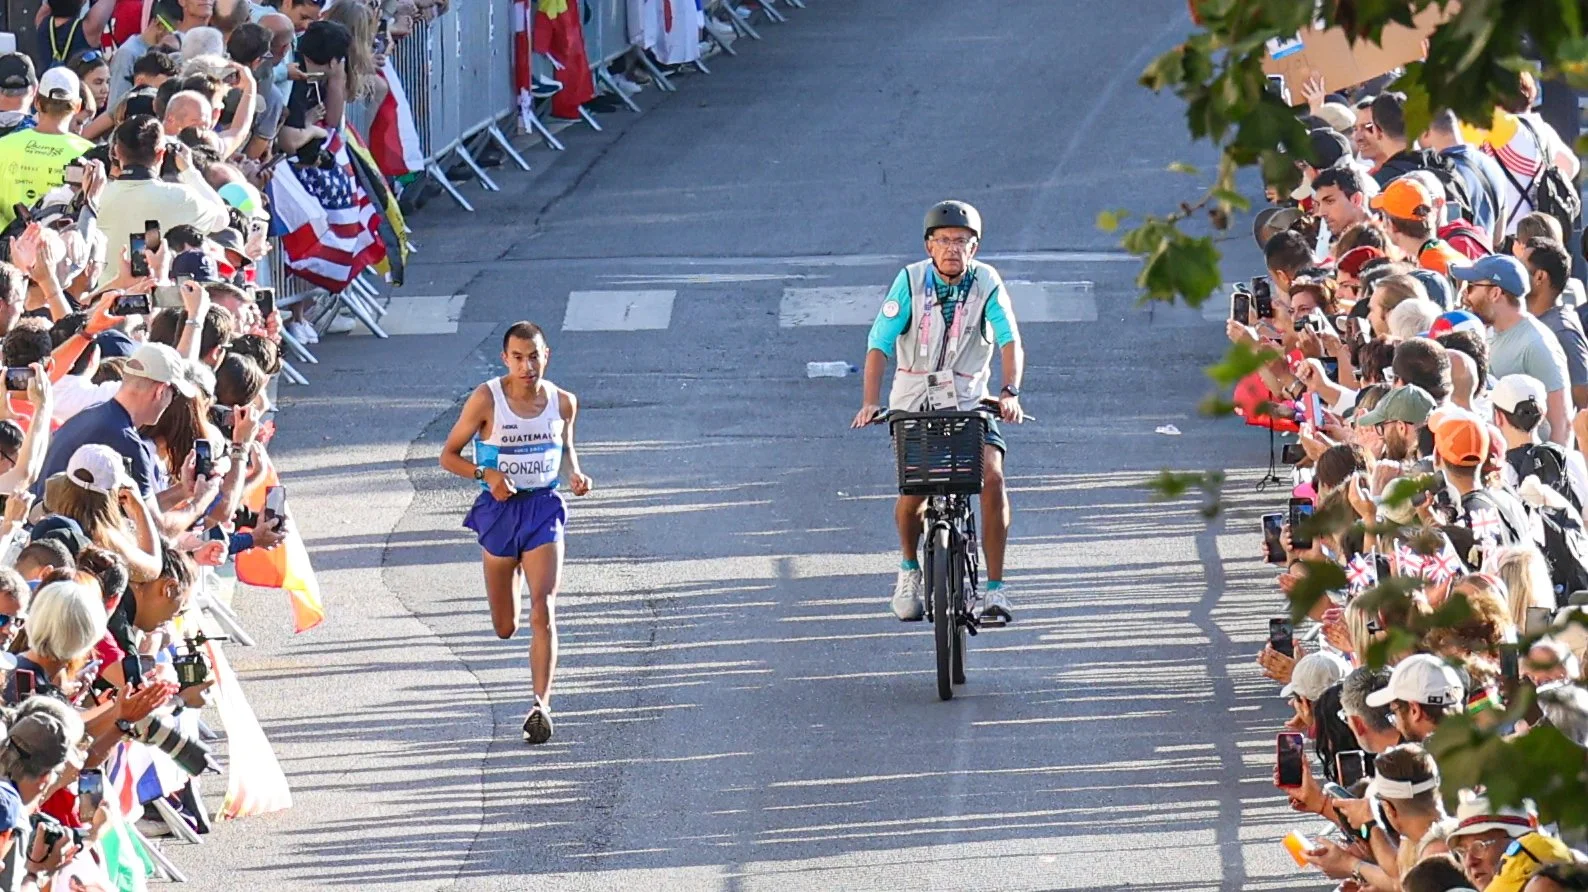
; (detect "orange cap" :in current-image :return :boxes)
[1430,411,1488,467]
[1370,178,1436,220]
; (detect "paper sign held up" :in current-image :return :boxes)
[1261,6,1452,106]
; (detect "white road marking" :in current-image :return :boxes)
[779,286,886,327]
[351,294,467,336]
[563,290,676,331]
[1004,280,1097,322]
[779,281,1099,327]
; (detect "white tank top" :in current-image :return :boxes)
[473,378,564,491]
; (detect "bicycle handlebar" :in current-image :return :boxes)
[864,399,1035,426]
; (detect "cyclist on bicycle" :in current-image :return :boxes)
[849,200,1026,624]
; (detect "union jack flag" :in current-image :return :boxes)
[1395,540,1426,578]
[1346,553,1379,595]
[1421,537,1464,583]
[268,128,387,293]
[1469,507,1504,542]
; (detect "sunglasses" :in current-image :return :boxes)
[76,50,104,64]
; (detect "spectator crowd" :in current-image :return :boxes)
[0,0,432,884]
[1232,66,1588,891]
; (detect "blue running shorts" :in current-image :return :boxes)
[462,487,566,558]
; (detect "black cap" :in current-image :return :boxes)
[29,514,91,559]
[169,250,221,283]
[1308,128,1351,169]
[0,53,37,92]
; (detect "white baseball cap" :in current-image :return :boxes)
[1492,374,1547,414]
[37,66,79,102]
[1281,650,1352,701]
[1365,653,1466,709]
[66,444,137,496]
[124,342,198,397]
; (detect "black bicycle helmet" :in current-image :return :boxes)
[923,200,982,240]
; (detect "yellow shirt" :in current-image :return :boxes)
[0,128,93,226]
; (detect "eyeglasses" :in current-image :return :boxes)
[1452,836,1509,863]
[928,236,976,250]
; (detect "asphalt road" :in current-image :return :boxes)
[166,2,1341,889]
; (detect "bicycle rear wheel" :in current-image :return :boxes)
[928,525,953,701]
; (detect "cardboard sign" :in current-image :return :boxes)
[1262,6,1450,105]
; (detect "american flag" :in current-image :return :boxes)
[268,128,387,293]
[1346,553,1379,595]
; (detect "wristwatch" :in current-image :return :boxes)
[473,467,486,482]
[1001,385,1021,398]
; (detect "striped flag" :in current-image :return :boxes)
[366,59,424,178]
[1420,536,1464,583]
[1346,553,1379,596]
[106,739,188,808]
[267,128,387,293]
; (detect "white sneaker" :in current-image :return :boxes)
[522,699,554,744]
[611,73,644,96]
[705,17,735,41]
[891,568,924,621]
[980,588,1013,624]
[287,320,318,344]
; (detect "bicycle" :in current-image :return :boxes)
[868,401,1014,701]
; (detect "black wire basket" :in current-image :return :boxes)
[891,413,987,496]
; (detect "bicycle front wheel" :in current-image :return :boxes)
[928,525,953,701]
[950,544,967,686]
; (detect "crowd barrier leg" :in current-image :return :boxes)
[729,8,761,40]
[597,68,645,111]
[706,26,738,57]
[447,140,502,192]
[485,119,533,171]
[757,0,788,24]
[577,107,604,132]
[350,274,385,311]
[636,52,677,91]
[693,54,713,75]
[134,828,188,883]
[521,97,568,150]
[423,161,477,212]
[279,329,317,364]
[279,361,309,386]
[154,799,204,845]
[337,292,389,338]
[782,0,805,9]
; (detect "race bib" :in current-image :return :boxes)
[925,371,957,410]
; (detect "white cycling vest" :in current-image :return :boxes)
[473,378,564,491]
[886,258,1001,411]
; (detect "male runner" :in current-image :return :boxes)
[850,200,1026,623]
[441,321,593,744]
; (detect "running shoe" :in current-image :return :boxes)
[523,699,554,744]
[980,588,1013,624]
[891,568,924,621]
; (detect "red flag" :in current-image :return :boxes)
[532,0,596,119]
[366,59,425,178]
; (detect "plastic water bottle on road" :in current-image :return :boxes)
[806,362,857,378]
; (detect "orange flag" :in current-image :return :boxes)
[235,464,325,634]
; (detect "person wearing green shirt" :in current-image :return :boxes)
[0,67,92,227]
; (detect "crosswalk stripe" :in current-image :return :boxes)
[563,290,676,331]
[777,281,1098,327]
[779,286,885,327]
[1004,280,1096,322]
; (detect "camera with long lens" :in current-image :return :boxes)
[132,710,219,777]
[33,815,86,851]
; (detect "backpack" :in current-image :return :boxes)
[1533,504,1588,605]
[1394,149,1480,224]
[1499,116,1583,238]
[1508,442,1582,515]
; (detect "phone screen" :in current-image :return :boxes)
[1321,357,1340,382]
[194,440,214,478]
[1276,733,1306,787]
[1262,513,1286,563]
[256,288,276,318]
[1280,444,1305,465]
[1231,290,1251,326]
[3,368,33,392]
[1269,617,1294,658]
[1288,498,1315,550]
[1524,606,1552,638]
[14,669,35,699]
[1336,750,1367,788]
[1308,393,1325,428]
[110,293,152,316]
[78,769,103,802]
[128,234,148,277]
